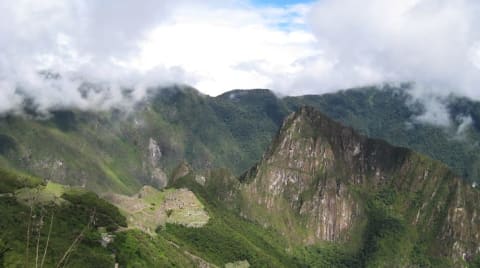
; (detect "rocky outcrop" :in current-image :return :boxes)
[239,106,480,264]
[240,107,405,243]
[146,138,168,188]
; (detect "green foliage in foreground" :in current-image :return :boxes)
[0,196,117,267]
[0,169,126,267]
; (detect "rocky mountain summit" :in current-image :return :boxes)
[238,106,480,266]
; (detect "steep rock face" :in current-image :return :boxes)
[240,107,408,243]
[239,106,480,264]
[146,138,168,188]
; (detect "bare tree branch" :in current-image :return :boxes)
[40,211,54,268]
[25,188,38,268]
[35,213,44,268]
[56,209,96,268]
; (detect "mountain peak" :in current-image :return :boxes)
[281,105,355,137]
[238,107,480,263]
[269,106,411,180]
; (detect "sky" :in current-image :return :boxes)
[1,0,480,121]
[253,0,313,6]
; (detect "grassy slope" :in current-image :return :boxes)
[0,167,128,267]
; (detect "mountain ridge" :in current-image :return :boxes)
[1,84,480,192]
[235,106,480,266]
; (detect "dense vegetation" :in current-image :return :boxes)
[357,188,453,267]
[0,168,126,267]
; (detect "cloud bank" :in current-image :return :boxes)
[277,0,480,129]
[1,0,480,119]
[0,0,317,114]
[274,0,480,96]
[0,0,188,114]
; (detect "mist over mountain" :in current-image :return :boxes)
[2,1,480,120]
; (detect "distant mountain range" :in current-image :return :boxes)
[1,84,480,267]
[0,85,479,194]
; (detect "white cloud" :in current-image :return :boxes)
[456,115,473,137]
[408,90,452,127]
[298,0,480,99]
[0,0,191,114]
[133,3,318,96]
[291,0,480,126]
[0,0,319,113]
[2,0,480,119]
